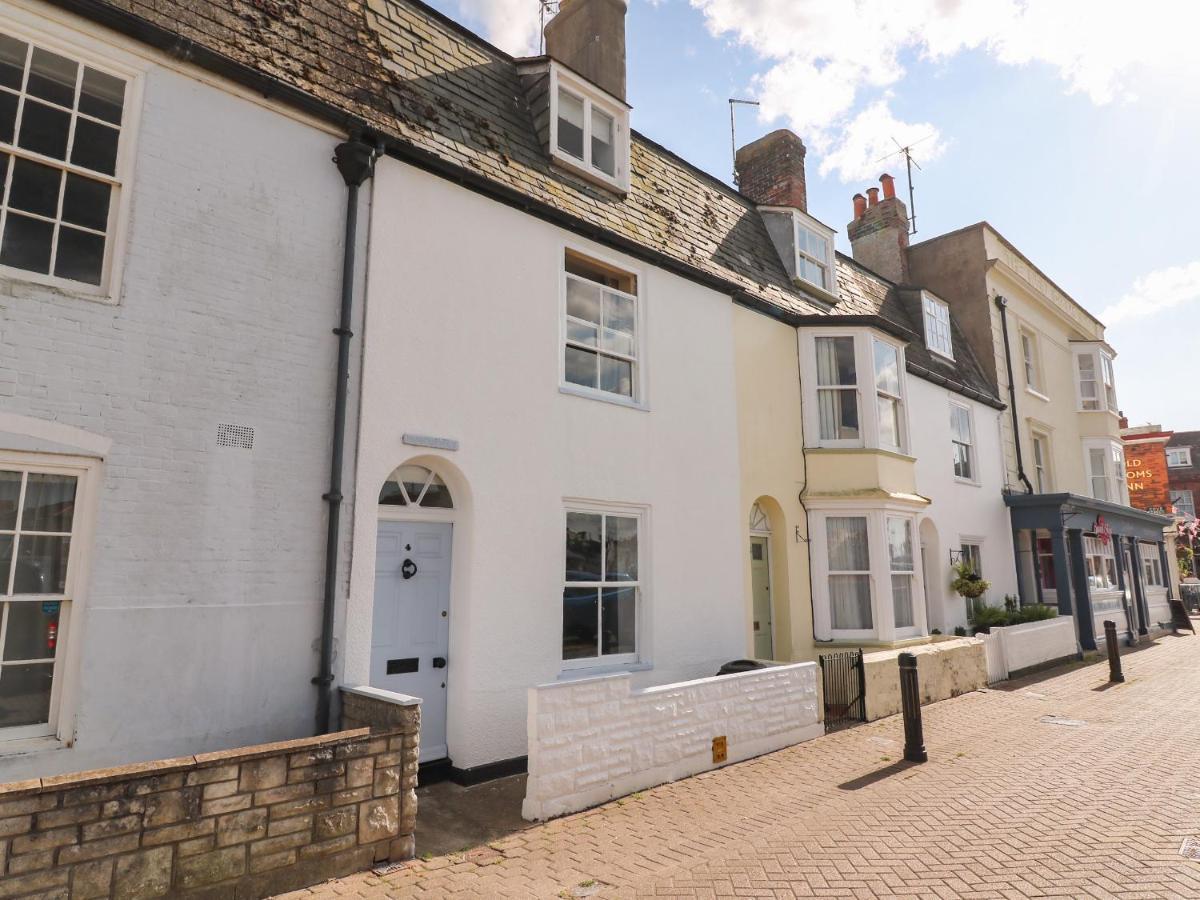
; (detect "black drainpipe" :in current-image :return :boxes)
[315,138,377,735]
[994,295,1034,495]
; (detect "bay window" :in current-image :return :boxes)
[805,331,907,452]
[815,336,859,442]
[888,517,915,629]
[814,508,924,641]
[1074,345,1118,413]
[1083,439,1125,504]
[826,516,871,630]
[873,339,904,451]
[563,506,641,667]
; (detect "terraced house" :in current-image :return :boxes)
[0,0,1177,890]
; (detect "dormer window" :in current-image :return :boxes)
[549,64,629,192]
[795,220,830,291]
[922,293,953,359]
[793,210,835,295]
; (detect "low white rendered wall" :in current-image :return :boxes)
[522,663,823,820]
[978,617,1077,681]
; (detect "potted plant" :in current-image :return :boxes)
[951,559,990,600]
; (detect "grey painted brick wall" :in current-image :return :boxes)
[0,47,363,779]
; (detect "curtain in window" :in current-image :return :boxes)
[827,516,871,630]
[816,337,858,440]
[888,518,914,629]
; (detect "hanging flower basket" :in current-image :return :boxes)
[951,560,990,599]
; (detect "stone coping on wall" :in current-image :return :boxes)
[0,696,420,898]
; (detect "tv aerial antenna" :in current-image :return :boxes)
[728,98,760,185]
[538,1,560,55]
[876,135,932,235]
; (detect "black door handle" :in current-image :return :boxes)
[432,657,446,669]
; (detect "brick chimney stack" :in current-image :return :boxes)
[545,0,628,101]
[848,173,910,284]
[734,129,807,211]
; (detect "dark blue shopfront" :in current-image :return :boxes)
[1005,493,1174,651]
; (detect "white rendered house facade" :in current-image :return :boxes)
[0,0,361,779]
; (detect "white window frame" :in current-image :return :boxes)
[1171,489,1196,519]
[1019,329,1045,398]
[1139,542,1165,589]
[1167,447,1193,468]
[1082,439,1126,505]
[1031,430,1053,493]
[1083,534,1118,592]
[922,292,954,360]
[0,14,143,303]
[793,208,836,296]
[548,63,630,193]
[873,337,906,453]
[950,401,975,483]
[810,505,925,642]
[800,329,909,454]
[561,500,646,671]
[1073,344,1118,414]
[559,244,646,409]
[0,451,97,746]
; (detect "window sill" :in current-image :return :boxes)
[954,476,982,488]
[559,384,648,412]
[0,734,67,758]
[557,661,652,681]
[1025,388,1049,402]
[2,271,116,306]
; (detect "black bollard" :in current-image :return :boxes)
[898,652,927,763]
[1104,620,1124,683]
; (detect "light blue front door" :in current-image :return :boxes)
[372,520,452,762]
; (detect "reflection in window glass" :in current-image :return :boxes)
[556,88,584,160]
[562,511,639,662]
[0,31,126,287]
[0,466,78,734]
[815,337,858,441]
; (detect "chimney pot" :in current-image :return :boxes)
[866,187,880,207]
[852,193,867,218]
[880,173,896,200]
[734,129,808,212]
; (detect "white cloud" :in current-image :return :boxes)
[1101,261,1200,325]
[815,99,944,182]
[686,0,1200,182]
[455,0,544,57]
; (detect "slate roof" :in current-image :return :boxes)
[54,0,1001,405]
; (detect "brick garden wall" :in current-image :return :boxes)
[0,688,418,898]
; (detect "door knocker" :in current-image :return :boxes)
[401,558,418,580]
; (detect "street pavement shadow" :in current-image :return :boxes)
[837,759,920,791]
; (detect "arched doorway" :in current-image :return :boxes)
[749,501,774,659]
[374,463,454,762]
[919,517,942,634]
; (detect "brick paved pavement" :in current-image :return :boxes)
[284,633,1200,898]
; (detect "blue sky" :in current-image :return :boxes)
[435,0,1200,429]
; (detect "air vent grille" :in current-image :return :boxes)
[216,423,254,449]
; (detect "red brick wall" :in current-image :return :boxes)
[1124,441,1171,512]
